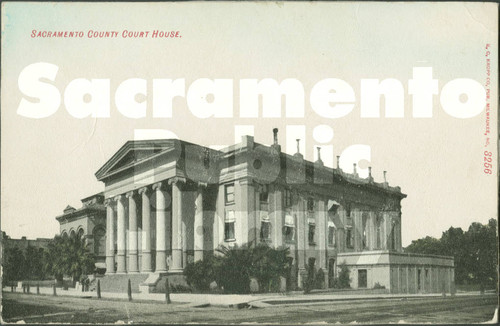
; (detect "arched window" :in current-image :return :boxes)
[61,231,68,238]
[93,227,106,256]
[70,230,76,238]
[77,228,84,239]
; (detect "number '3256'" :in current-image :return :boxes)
[484,151,493,174]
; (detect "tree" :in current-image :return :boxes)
[465,219,498,291]
[25,245,46,280]
[44,233,95,282]
[184,255,217,292]
[215,244,254,294]
[251,244,290,293]
[332,262,351,289]
[184,243,292,294]
[404,219,498,289]
[405,236,443,255]
[2,247,27,285]
[440,227,467,284]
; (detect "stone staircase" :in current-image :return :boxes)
[97,273,150,293]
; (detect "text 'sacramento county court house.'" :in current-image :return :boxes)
[57,129,455,294]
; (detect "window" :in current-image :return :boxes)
[362,214,368,249]
[259,185,269,203]
[225,222,235,241]
[284,214,295,242]
[224,210,235,241]
[358,269,367,288]
[328,200,339,214]
[307,198,314,212]
[225,184,235,205]
[78,228,84,239]
[284,189,292,208]
[376,216,383,249]
[308,219,316,245]
[260,220,271,241]
[328,221,336,247]
[346,227,354,248]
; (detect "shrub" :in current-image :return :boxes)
[303,261,316,294]
[373,282,385,289]
[332,262,351,289]
[184,256,217,292]
[251,244,290,293]
[183,243,292,294]
[315,268,325,289]
[216,244,253,294]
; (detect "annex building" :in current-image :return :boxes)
[56,193,107,270]
[59,129,455,294]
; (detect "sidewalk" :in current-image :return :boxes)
[4,286,494,308]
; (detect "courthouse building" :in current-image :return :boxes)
[60,129,455,293]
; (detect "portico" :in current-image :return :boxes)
[95,140,213,275]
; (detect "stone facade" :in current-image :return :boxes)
[91,131,454,293]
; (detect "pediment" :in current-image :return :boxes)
[95,139,180,181]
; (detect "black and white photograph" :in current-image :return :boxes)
[0,2,498,324]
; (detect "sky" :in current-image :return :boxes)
[1,2,498,246]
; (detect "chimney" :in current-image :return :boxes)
[315,147,323,166]
[383,170,388,186]
[271,128,281,151]
[368,166,374,182]
[353,163,358,176]
[336,156,341,171]
[294,139,303,159]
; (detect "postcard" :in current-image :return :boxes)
[1,2,498,324]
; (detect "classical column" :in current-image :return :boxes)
[194,184,205,262]
[105,199,115,274]
[115,195,126,273]
[126,191,139,273]
[169,177,185,272]
[139,187,152,272]
[153,182,167,273]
